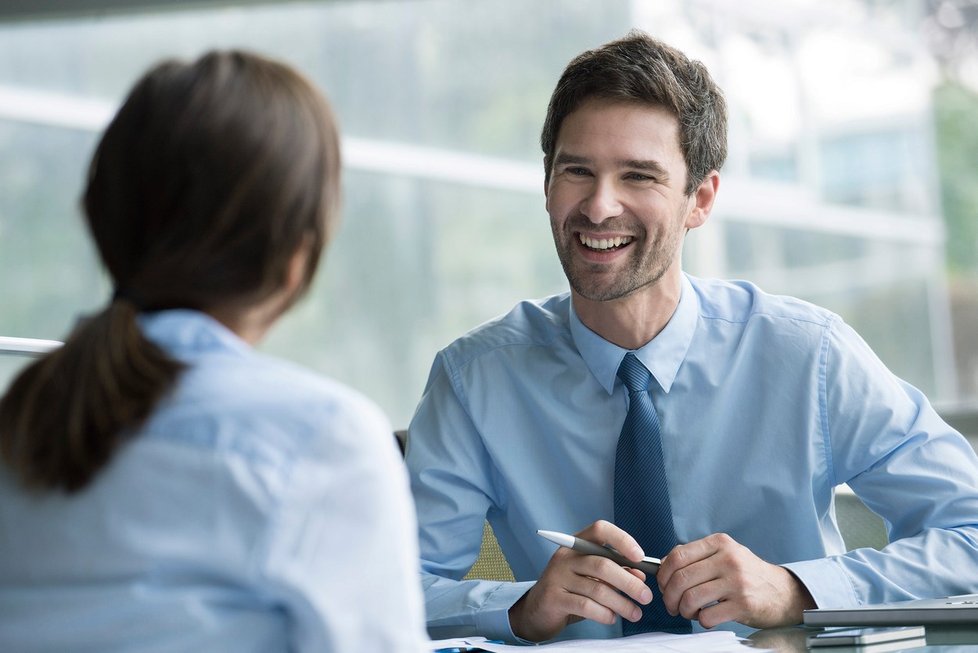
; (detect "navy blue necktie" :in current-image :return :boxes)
[613,353,691,634]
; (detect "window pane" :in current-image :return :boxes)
[0,0,969,429]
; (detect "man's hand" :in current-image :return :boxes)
[655,532,816,628]
[508,520,653,642]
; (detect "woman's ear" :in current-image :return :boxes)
[284,236,314,296]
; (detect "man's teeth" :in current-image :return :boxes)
[579,234,633,250]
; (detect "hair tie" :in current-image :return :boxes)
[111,287,143,309]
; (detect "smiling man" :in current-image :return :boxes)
[405,31,978,644]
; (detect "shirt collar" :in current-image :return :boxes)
[569,274,700,395]
[137,309,251,360]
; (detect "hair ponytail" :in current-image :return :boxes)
[0,300,183,493]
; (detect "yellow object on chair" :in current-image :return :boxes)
[395,430,515,582]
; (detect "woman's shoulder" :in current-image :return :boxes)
[146,348,392,461]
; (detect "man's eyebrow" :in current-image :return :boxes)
[553,153,671,179]
[622,159,670,178]
[553,153,590,166]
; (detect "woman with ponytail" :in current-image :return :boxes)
[0,51,428,652]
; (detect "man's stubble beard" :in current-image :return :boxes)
[551,212,686,303]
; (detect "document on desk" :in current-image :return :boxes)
[430,630,771,652]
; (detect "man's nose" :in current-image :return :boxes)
[579,178,624,223]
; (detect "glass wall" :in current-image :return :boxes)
[0,0,964,426]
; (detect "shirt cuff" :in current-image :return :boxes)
[473,581,537,644]
[782,557,858,609]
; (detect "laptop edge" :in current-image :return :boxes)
[804,595,978,627]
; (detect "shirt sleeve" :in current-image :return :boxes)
[406,352,535,642]
[783,316,978,607]
[257,398,431,653]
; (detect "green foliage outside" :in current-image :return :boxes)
[934,80,978,280]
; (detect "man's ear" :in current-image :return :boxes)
[543,156,550,199]
[685,170,720,230]
[543,157,553,213]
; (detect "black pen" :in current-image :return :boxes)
[537,529,661,575]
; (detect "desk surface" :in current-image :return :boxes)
[748,625,978,652]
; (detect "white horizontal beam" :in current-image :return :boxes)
[736,249,939,297]
[0,336,62,357]
[715,178,944,246]
[0,83,544,192]
[0,83,943,245]
[0,85,110,131]
[343,136,542,193]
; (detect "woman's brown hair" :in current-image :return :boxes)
[0,50,341,493]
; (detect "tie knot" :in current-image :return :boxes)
[617,352,651,394]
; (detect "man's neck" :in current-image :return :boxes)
[572,271,683,350]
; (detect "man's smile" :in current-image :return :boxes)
[577,233,634,252]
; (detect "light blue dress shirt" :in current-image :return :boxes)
[406,274,978,642]
[0,310,429,653]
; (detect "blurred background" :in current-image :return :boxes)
[0,0,975,431]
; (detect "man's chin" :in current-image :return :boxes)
[568,280,635,303]
[567,269,669,303]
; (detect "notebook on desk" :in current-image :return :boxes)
[804,594,978,626]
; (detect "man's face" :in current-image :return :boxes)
[545,99,703,303]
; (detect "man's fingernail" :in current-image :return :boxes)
[641,588,653,603]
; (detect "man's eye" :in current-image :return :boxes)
[626,172,654,182]
[566,167,591,176]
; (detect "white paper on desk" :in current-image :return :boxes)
[433,631,771,652]
[428,637,486,651]
[429,637,492,651]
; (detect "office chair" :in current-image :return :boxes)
[463,522,515,582]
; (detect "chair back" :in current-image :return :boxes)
[836,488,888,551]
